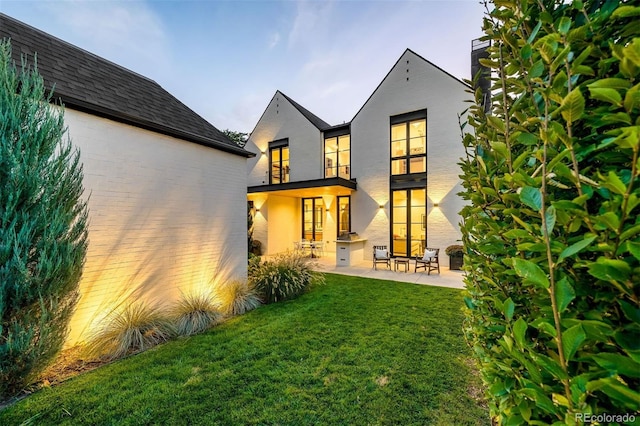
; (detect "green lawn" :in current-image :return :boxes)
[0,274,488,425]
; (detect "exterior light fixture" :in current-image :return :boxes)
[255,208,260,212]
[433,203,439,207]
[379,204,384,209]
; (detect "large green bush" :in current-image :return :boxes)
[460,1,639,424]
[0,40,88,399]
[248,252,324,304]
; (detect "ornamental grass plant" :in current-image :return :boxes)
[214,279,262,316]
[249,251,325,304]
[84,302,174,361]
[171,293,223,337]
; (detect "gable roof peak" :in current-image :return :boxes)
[350,47,470,122]
[275,90,331,131]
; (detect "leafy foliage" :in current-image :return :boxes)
[85,303,174,361]
[248,251,325,304]
[171,293,223,337]
[222,129,248,148]
[460,1,640,424]
[0,40,88,399]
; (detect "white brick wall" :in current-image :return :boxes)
[351,50,469,263]
[246,92,323,186]
[246,92,324,253]
[63,109,248,345]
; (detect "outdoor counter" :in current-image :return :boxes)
[335,239,367,267]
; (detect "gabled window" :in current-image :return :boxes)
[324,133,350,179]
[269,139,289,184]
[390,111,426,176]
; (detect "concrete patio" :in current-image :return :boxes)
[311,255,466,290]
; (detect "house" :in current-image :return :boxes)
[1,14,253,345]
[246,49,468,266]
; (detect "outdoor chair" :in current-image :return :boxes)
[415,247,440,275]
[312,241,325,257]
[373,245,391,270]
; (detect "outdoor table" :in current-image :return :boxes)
[394,257,410,272]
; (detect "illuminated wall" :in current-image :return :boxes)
[246,90,324,186]
[351,49,469,262]
[63,109,248,345]
[266,195,300,254]
[246,91,325,254]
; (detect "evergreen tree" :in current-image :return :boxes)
[0,40,88,399]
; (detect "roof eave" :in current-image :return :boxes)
[55,94,255,158]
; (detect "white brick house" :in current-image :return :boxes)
[246,49,468,266]
[1,14,253,345]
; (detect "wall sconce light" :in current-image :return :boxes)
[260,151,266,156]
[433,203,439,207]
[379,204,385,209]
[255,208,260,212]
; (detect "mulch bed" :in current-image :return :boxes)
[0,346,109,411]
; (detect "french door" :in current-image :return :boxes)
[302,198,323,241]
[391,188,426,256]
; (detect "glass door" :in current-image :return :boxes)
[391,188,426,256]
[302,198,324,242]
[337,196,350,237]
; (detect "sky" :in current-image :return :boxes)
[1,0,487,134]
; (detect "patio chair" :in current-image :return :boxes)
[415,247,440,275]
[312,241,325,257]
[373,245,391,270]
[299,239,312,257]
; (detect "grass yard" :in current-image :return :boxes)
[0,274,488,425]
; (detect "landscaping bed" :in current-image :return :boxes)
[0,274,488,425]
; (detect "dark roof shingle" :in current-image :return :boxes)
[0,14,252,157]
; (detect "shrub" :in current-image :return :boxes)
[0,40,89,399]
[460,1,639,423]
[214,279,262,316]
[85,303,174,361]
[248,252,261,265]
[445,245,464,257]
[250,240,263,256]
[248,252,325,304]
[171,293,223,336]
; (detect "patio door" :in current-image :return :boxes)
[302,198,323,242]
[391,188,426,257]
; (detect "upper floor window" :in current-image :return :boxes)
[390,111,426,175]
[325,134,350,179]
[269,139,289,184]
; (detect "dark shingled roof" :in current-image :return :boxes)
[278,91,331,130]
[0,14,252,157]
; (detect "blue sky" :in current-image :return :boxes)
[1,0,486,133]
